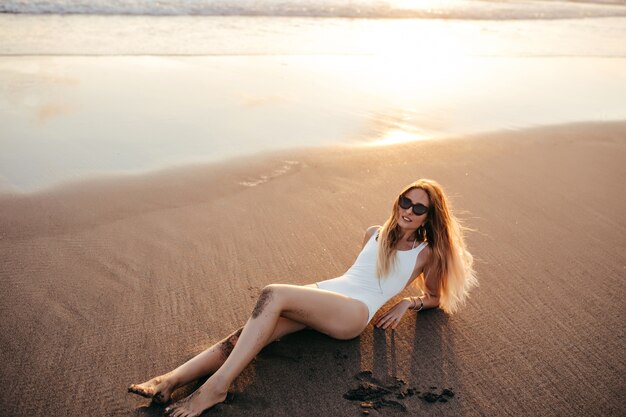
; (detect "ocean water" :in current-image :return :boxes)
[2,0,626,19]
[1,1,625,192]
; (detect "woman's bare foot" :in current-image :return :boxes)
[164,381,227,417]
[128,373,177,404]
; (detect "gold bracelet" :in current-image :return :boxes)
[416,297,424,312]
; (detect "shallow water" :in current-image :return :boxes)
[1,14,625,192]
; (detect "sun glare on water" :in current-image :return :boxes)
[368,129,432,146]
[331,18,475,146]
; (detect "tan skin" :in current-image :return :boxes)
[375,187,440,330]
[128,187,439,416]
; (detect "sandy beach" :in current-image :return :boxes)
[1,121,624,416]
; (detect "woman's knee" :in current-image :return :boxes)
[332,325,366,340]
[252,284,284,318]
[260,284,293,300]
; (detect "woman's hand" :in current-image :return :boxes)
[375,299,412,330]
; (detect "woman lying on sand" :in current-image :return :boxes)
[128,178,477,417]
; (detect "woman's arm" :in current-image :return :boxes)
[402,253,440,311]
[375,246,440,329]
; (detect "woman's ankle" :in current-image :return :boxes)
[206,373,231,395]
[161,371,183,388]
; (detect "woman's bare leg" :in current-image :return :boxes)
[128,317,306,403]
[164,284,368,417]
[128,285,318,403]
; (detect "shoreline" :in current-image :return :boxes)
[0,119,624,198]
[1,120,625,416]
[2,51,626,192]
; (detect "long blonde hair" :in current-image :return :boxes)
[376,179,477,314]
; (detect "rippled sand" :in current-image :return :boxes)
[1,121,624,416]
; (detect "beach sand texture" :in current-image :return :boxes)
[1,122,625,416]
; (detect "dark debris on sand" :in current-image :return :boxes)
[420,387,455,403]
[343,370,455,413]
[343,383,391,401]
[359,399,407,412]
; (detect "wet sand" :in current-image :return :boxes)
[1,121,625,416]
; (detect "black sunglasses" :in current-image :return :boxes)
[398,195,429,216]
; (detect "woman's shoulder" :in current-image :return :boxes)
[361,225,381,248]
[416,242,433,267]
[419,243,432,258]
[365,225,381,236]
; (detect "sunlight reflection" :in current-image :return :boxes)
[308,18,478,147]
[367,21,471,100]
[309,18,476,148]
[368,129,432,146]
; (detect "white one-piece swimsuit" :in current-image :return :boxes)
[316,231,428,324]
